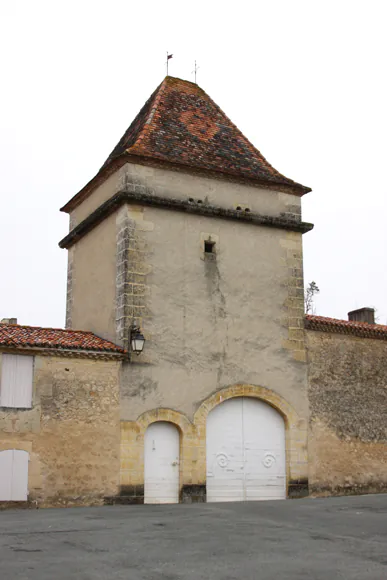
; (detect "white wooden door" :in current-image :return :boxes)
[206,397,286,502]
[144,422,180,504]
[0,450,29,501]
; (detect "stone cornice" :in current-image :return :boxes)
[60,153,310,214]
[59,188,314,249]
[0,345,127,361]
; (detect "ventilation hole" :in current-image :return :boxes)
[204,240,216,254]
[245,208,250,213]
[236,206,242,211]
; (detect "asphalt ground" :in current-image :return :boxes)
[0,494,386,579]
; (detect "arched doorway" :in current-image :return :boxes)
[206,397,286,502]
[144,422,180,504]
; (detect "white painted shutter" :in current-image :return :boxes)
[0,450,29,501]
[0,450,13,501]
[0,355,17,407]
[1,354,33,408]
[11,450,29,501]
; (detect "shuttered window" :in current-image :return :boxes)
[0,450,29,501]
[0,354,34,408]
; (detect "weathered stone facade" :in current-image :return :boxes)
[306,330,387,496]
[60,160,311,502]
[0,350,121,507]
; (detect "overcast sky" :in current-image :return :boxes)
[1,0,386,328]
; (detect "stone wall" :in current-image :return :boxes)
[306,330,387,496]
[62,162,310,501]
[70,214,118,342]
[0,352,121,507]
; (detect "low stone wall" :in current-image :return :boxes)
[0,353,121,507]
[306,330,387,496]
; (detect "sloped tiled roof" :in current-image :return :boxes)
[61,76,310,212]
[305,315,387,340]
[0,323,126,355]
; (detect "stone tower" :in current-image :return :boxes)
[60,76,313,502]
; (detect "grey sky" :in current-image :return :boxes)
[1,0,386,328]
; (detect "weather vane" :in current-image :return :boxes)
[192,60,200,84]
[166,52,173,75]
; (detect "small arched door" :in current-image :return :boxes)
[0,449,29,501]
[206,397,286,502]
[144,422,180,504]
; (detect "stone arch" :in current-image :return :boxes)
[193,384,307,496]
[194,384,300,429]
[136,408,193,435]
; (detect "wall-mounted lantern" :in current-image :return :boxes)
[130,326,146,355]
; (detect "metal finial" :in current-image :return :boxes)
[192,60,200,84]
[166,52,173,75]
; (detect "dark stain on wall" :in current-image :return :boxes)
[125,377,159,401]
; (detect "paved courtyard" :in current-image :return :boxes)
[0,494,386,580]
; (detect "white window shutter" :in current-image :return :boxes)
[11,450,29,501]
[0,449,29,501]
[0,450,13,500]
[1,354,18,406]
[1,354,33,408]
[15,355,33,407]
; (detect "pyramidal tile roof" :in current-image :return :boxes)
[0,323,126,355]
[61,76,310,212]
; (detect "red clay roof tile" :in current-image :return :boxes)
[0,323,126,354]
[61,76,311,213]
[103,76,310,192]
[305,315,387,340]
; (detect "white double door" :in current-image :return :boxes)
[206,397,286,502]
[144,422,180,504]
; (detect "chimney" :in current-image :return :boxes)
[1,318,18,324]
[348,308,375,324]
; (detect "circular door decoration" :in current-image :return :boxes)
[262,452,276,468]
[216,452,230,468]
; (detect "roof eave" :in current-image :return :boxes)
[60,153,311,215]
[60,157,128,214]
[0,344,127,359]
[305,315,387,341]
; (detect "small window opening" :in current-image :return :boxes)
[236,206,242,211]
[204,240,215,254]
[245,207,250,213]
[188,197,194,202]
[204,240,216,254]
[197,199,203,204]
